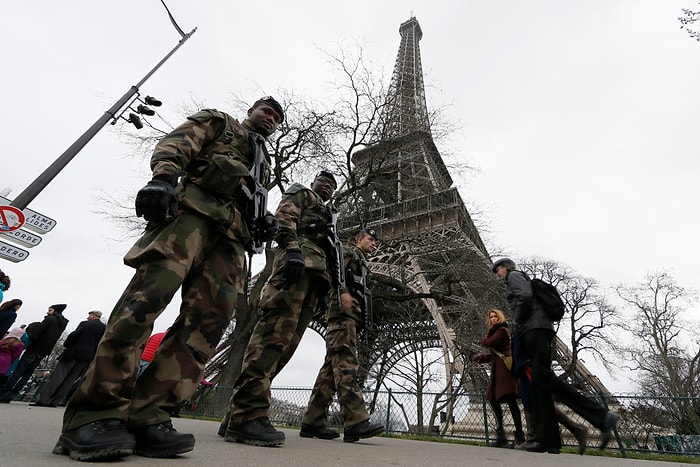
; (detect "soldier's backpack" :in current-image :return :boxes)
[530,278,566,321]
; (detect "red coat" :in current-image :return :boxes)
[473,323,518,402]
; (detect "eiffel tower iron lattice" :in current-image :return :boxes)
[334,16,612,400]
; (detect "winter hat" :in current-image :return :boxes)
[50,304,67,313]
[7,327,24,339]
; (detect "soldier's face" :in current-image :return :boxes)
[247,104,281,137]
[357,233,377,254]
[312,176,336,201]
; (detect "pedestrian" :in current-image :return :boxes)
[0,269,10,304]
[222,170,341,447]
[52,96,284,462]
[0,298,23,337]
[492,258,618,454]
[32,310,105,407]
[0,304,69,402]
[5,324,29,376]
[136,329,167,378]
[472,308,524,448]
[0,327,26,386]
[511,331,588,454]
[300,227,385,443]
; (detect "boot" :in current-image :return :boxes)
[52,419,135,461]
[130,421,195,458]
[514,411,535,450]
[494,427,508,448]
[511,428,525,449]
[300,423,340,440]
[225,416,285,447]
[554,406,587,455]
[343,420,384,443]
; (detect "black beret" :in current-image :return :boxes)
[361,227,380,241]
[315,170,337,188]
[253,96,284,123]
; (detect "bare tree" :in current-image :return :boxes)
[615,271,700,433]
[680,4,700,41]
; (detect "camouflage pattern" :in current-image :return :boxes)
[153,109,272,246]
[61,109,266,432]
[228,185,332,426]
[301,246,371,428]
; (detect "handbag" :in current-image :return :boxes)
[493,349,513,371]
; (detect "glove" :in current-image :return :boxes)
[135,176,178,222]
[255,212,279,242]
[283,248,305,283]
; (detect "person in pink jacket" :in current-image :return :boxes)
[0,327,26,386]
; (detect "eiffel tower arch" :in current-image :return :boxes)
[336,17,612,398]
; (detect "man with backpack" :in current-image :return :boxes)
[492,257,618,454]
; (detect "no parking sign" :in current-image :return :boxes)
[0,205,25,232]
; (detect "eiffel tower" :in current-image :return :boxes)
[337,17,611,397]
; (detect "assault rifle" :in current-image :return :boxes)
[239,132,269,255]
[350,261,373,334]
[326,201,345,306]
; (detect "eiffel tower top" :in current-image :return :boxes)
[382,16,430,139]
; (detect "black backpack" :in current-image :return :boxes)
[530,278,566,321]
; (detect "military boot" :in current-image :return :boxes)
[343,420,384,443]
[225,416,285,446]
[300,423,340,440]
[52,418,136,461]
[130,421,195,458]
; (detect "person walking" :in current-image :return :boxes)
[0,327,26,386]
[0,298,22,337]
[492,258,618,454]
[472,308,524,448]
[300,227,385,443]
[223,170,341,447]
[0,304,69,402]
[33,310,106,407]
[52,96,284,462]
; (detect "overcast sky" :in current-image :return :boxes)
[2,1,699,394]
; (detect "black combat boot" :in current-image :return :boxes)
[225,416,285,446]
[300,423,340,440]
[130,420,195,457]
[52,418,136,461]
[343,420,384,443]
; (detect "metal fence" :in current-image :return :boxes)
[176,385,700,459]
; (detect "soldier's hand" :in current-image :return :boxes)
[340,292,353,312]
[283,248,305,283]
[135,177,178,222]
[255,212,279,242]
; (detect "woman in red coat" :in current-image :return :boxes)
[472,308,524,447]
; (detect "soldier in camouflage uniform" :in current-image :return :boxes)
[223,170,338,447]
[300,227,385,443]
[53,97,284,462]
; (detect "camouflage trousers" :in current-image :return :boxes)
[62,211,245,432]
[228,270,329,426]
[301,312,369,428]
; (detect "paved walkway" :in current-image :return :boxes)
[0,402,695,466]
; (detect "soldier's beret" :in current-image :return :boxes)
[361,227,379,241]
[253,96,284,123]
[315,170,338,188]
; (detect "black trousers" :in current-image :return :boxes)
[521,328,608,448]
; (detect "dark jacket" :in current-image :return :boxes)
[25,313,69,356]
[474,322,518,402]
[60,318,106,361]
[0,309,17,337]
[505,270,554,336]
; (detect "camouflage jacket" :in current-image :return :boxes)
[273,183,332,279]
[149,109,271,243]
[327,245,371,322]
